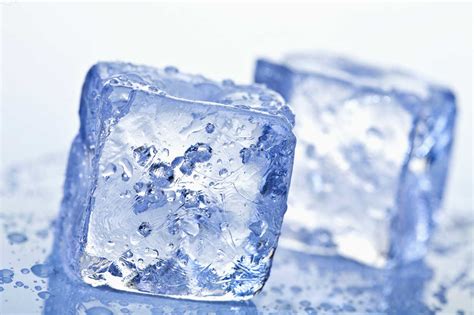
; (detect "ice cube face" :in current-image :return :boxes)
[59,62,296,301]
[255,53,456,267]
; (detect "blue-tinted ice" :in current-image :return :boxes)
[59,62,296,300]
[255,53,456,267]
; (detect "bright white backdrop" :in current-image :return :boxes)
[1,2,472,210]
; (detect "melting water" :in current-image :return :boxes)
[7,232,28,244]
[30,264,54,279]
[0,153,472,314]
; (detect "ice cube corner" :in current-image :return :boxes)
[58,62,296,300]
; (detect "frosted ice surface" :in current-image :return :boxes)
[59,62,296,300]
[255,53,456,267]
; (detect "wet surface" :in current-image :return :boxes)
[0,153,473,314]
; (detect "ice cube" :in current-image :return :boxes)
[59,62,296,300]
[255,53,456,267]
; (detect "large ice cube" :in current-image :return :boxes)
[255,53,456,267]
[59,62,296,300]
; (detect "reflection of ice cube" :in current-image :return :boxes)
[59,62,296,300]
[255,53,456,267]
[45,254,257,314]
[44,244,432,315]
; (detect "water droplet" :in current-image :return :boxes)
[164,66,179,74]
[108,78,120,85]
[85,306,114,315]
[147,85,159,94]
[219,168,228,176]
[137,222,152,237]
[20,268,29,274]
[222,79,235,86]
[137,259,145,269]
[366,127,384,150]
[122,250,133,258]
[7,232,27,244]
[179,160,194,175]
[310,229,335,248]
[134,182,147,196]
[145,248,159,258]
[367,127,383,138]
[219,223,229,231]
[31,264,54,278]
[0,269,14,284]
[133,196,149,214]
[147,187,167,208]
[239,148,251,164]
[34,285,42,291]
[15,281,23,287]
[161,148,170,157]
[259,94,273,102]
[182,190,199,208]
[119,159,133,181]
[35,229,49,239]
[119,190,132,198]
[305,144,317,159]
[342,304,356,312]
[156,90,167,96]
[184,143,213,163]
[149,162,174,187]
[133,145,157,166]
[102,163,117,179]
[205,123,215,133]
[290,286,302,294]
[133,184,167,214]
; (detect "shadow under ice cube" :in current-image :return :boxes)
[255,53,456,267]
[59,62,296,300]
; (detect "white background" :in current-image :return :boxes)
[1,2,472,210]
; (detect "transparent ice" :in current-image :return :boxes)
[58,62,295,300]
[255,53,456,267]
